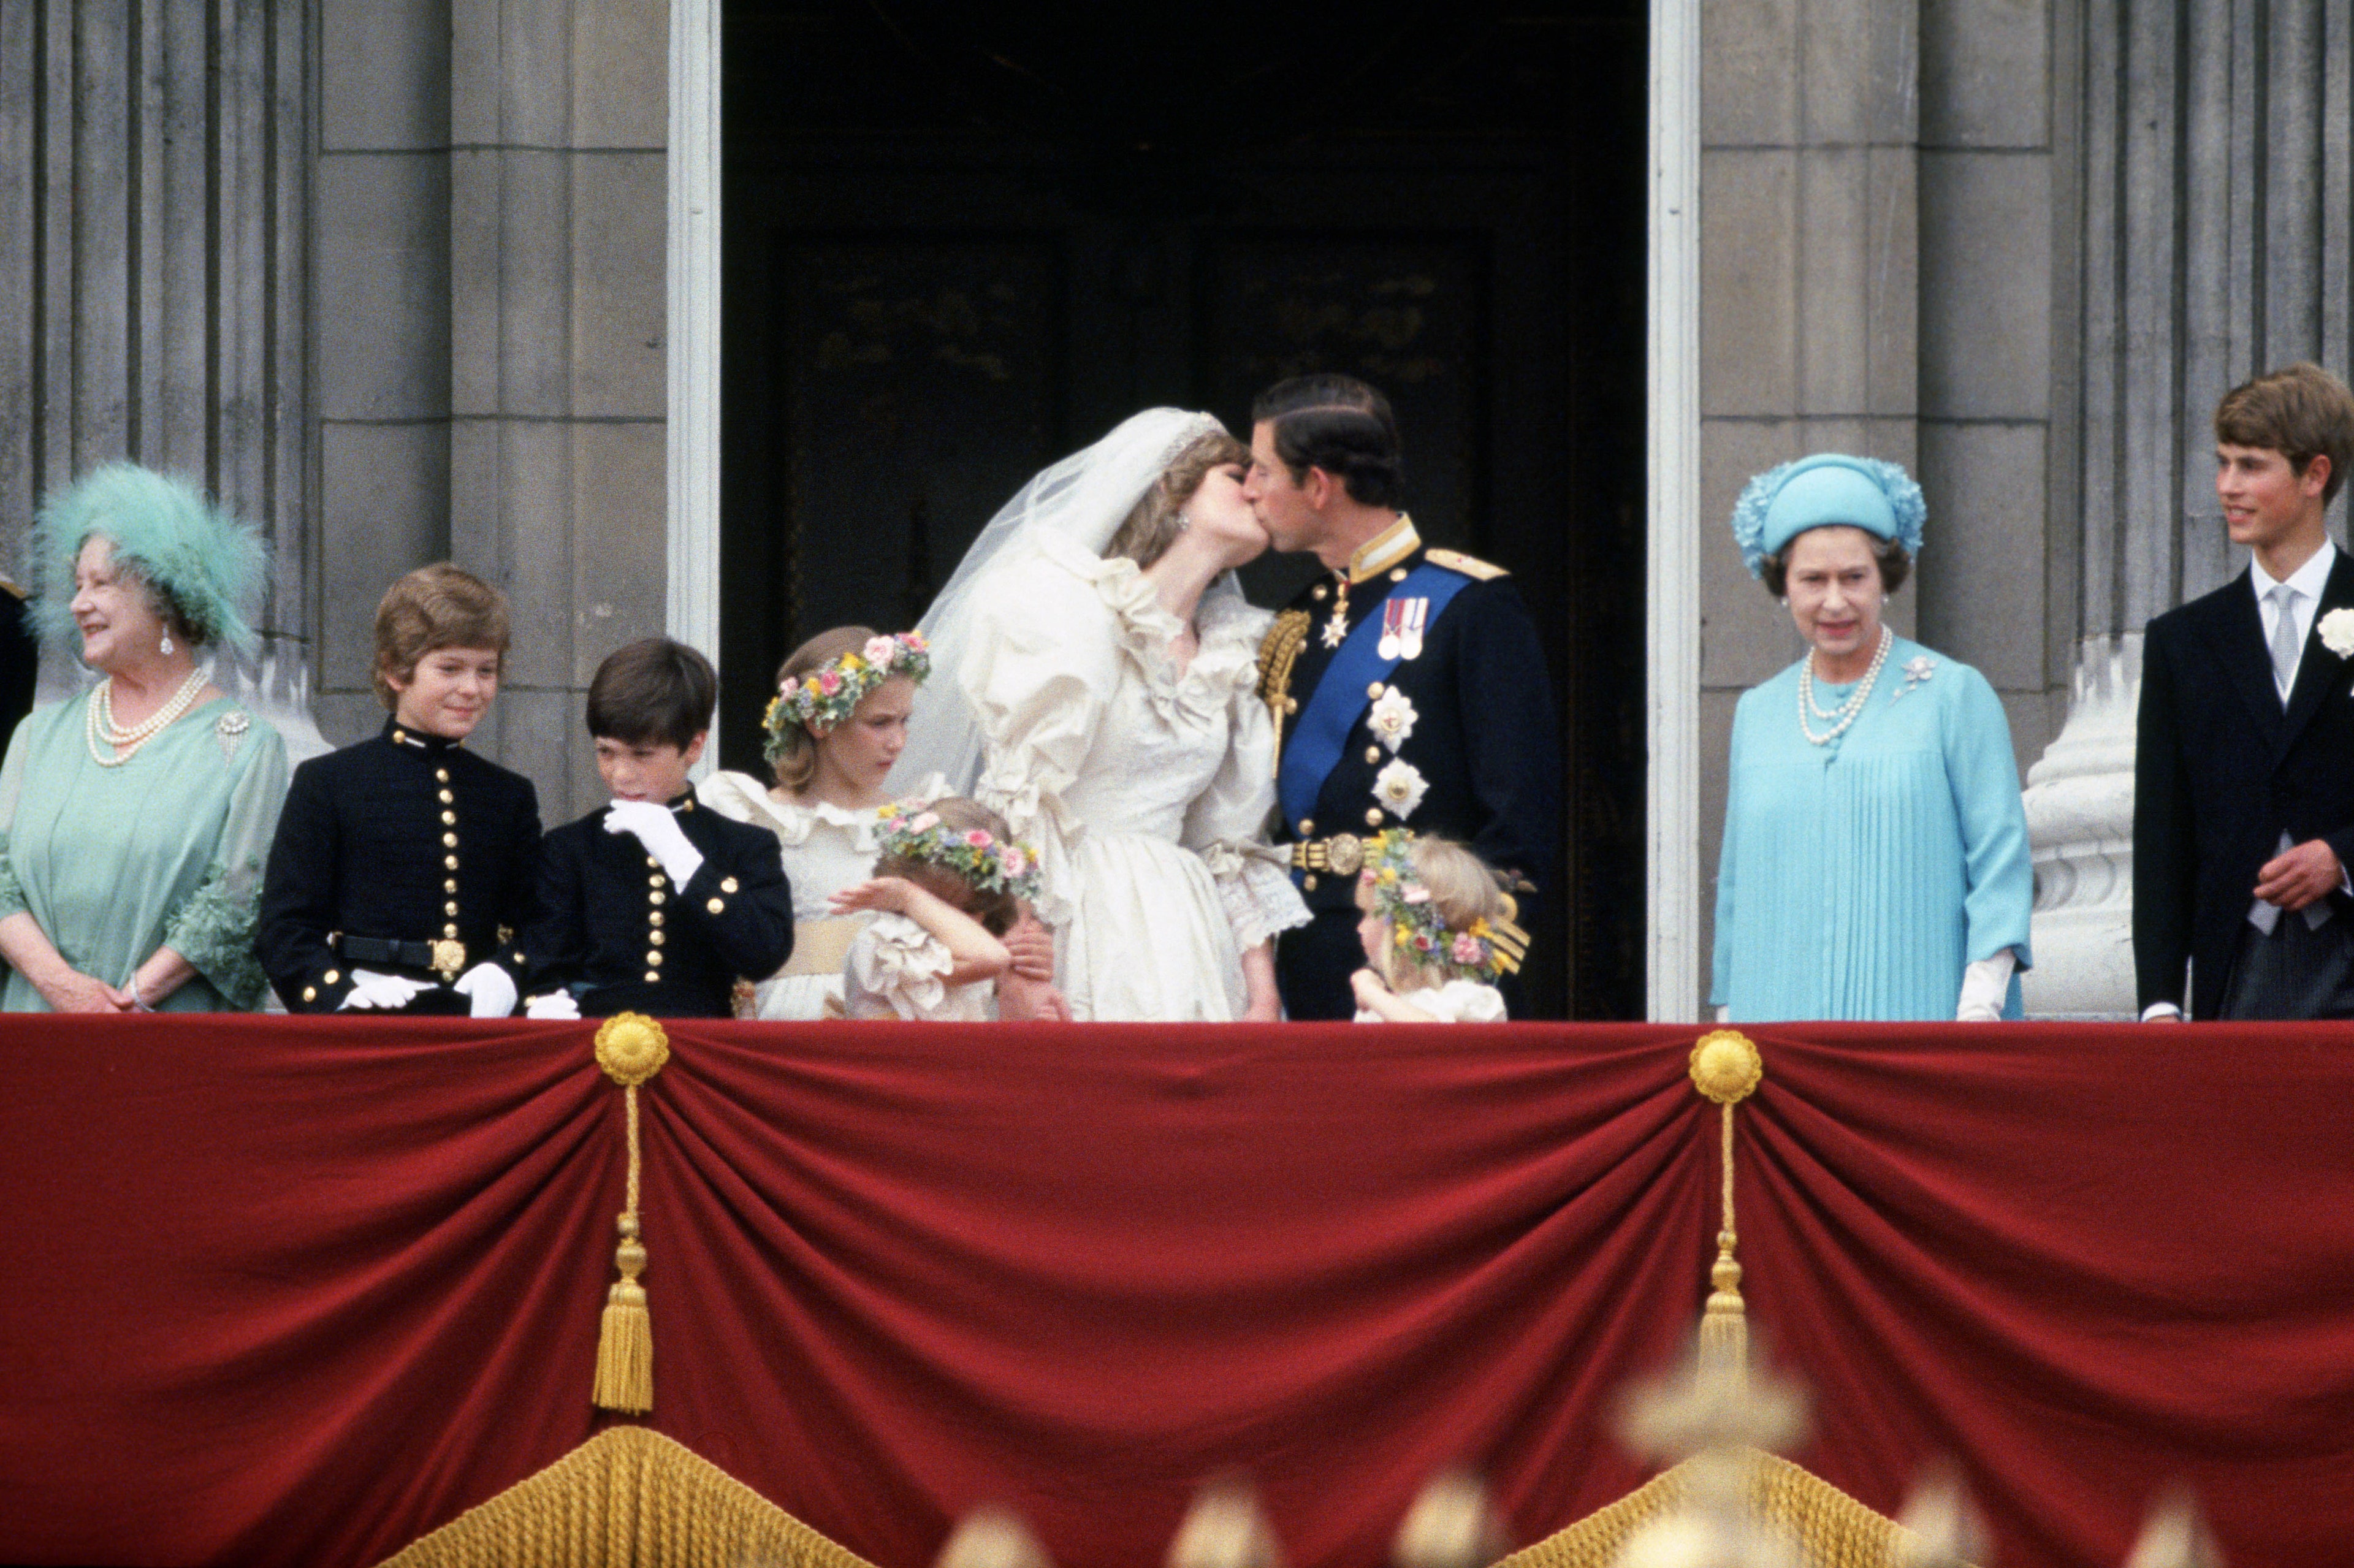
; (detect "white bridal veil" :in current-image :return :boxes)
[888,407,1234,795]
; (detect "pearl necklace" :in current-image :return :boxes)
[1797,626,1891,747]
[86,668,210,767]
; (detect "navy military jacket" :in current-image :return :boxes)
[1262,522,1560,917]
[259,717,541,1011]
[520,790,794,1019]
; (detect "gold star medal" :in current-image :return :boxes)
[1321,576,1350,648]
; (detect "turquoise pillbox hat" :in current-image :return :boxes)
[1729,452,1925,579]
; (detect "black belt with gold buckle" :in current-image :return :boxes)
[333,934,470,980]
[1289,833,1366,877]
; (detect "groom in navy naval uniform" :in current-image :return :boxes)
[2136,362,2354,1020]
[1243,375,1559,1019]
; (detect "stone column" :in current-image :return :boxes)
[0,0,312,707]
[2024,0,2354,1014]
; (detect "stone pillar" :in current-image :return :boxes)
[316,0,669,819]
[0,0,313,704]
[2025,0,2354,1015]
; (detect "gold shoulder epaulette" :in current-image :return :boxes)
[1425,549,1507,581]
[1258,609,1312,763]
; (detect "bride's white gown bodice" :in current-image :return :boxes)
[965,535,1308,1019]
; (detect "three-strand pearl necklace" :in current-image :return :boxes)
[86,668,210,767]
[1797,625,1891,746]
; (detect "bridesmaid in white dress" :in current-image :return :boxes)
[896,410,1309,1021]
[701,628,951,1019]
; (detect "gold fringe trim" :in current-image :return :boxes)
[1496,1450,1930,1568]
[373,1425,881,1568]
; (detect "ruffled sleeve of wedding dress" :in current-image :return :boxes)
[1181,588,1312,952]
[842,911,954,1020]
[960,537,1124,930]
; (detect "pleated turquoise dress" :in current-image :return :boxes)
[1711,636,2033,1021]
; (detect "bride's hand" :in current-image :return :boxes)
[829,877,913,916]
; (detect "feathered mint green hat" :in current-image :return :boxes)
[1729,452,1925,579]
[29,463,267,656]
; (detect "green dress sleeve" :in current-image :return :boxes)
[159,715,291,1010]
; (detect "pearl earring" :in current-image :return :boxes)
[1175,512,1192,533]
[160,629,173,655]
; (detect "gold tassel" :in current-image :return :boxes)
[591,1014,671,1415]
[1688,1030,1764,1385]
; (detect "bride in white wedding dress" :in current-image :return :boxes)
[893,409,1309,1021]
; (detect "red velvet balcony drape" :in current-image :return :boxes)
[1,1019,2351,1568]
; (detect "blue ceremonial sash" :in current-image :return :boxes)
[1279,561,1474,834]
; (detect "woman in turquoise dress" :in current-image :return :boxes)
[1711,453,2033,1022]
[0,465,288,1012]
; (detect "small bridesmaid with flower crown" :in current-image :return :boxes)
[701,626,1061,1018]
[1348,831,1527,1023]
[834,797,1034,1021]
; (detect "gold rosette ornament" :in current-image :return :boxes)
[1688,1029,1764,1382]
[592,1013,671,1414]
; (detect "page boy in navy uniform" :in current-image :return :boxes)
[519,637,793,1019]
[258,564,540,1014]
[1243,375,1560,1019]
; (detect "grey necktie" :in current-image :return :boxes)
[2252,584,2331,934]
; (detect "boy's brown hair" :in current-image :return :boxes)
[2214,362,2354,506]
[874,796,1022,936]
[587,637,717,750]
[373,563,511,708]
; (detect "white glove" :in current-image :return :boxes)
[453,961,520,1018]
[524,990,582,1020]
[605,800,705,888]
[338,969,432,1012]
[1955,950,2017,1022]
[1713,1004,1730,1024]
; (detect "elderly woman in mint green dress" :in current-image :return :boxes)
[0,465,288,1011]
[1711,454,2032,1022]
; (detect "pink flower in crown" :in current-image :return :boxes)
[1403,886,1432,904]
[779,677,801,699]
[1414,932,1435,951]
[904,630,928,652]
[965,830,992,848]
[1000,845,1029,877]
[863,635,898,666]
[817,670,842,695]
[1452,932,1485,965]
[908,812,941,833]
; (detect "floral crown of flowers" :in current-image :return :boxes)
[762,631,930,764]
[875,804,1043,904]
[1360,829,1528,985]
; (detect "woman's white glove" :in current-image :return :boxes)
[524,990,582,1020]
[453,962,520,1018]
[1956,950,2017,1022]
[605,801,705,888]
[338,969,431,1011]
[1713,1005,1730,1025]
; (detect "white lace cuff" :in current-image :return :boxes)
[1208,846,1312,951]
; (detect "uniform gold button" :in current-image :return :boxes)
[649,873,665,888]
[1367,682,1384,699]
[441,810,456,826]
[444,923,459,938]
[1366,807,1384,826]
[1297,818,1314,835]
[435,768,450,783]
[303,986,318,1003]
[644,970,659,984]
[444,901,459,916]
[1390,566,1407,581]
[720,877,739,894]
[1365,746,1381,764]
[392,729,407,744]
[443,832,458,848]
[707,897,725,914]
[1312,584,1328,599]
[438,790,454,804]
[1303,874,1319,891]
[650,891,665,905]
[444,855,460,870]
[649,911,665,927]
[647,950,663,967]
[445,879,459,894]
[650,930,666,946]
[647,856,660,869]
[324,970,341,986]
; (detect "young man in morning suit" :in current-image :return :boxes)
[1244,375,1559,1019]
[2135,362,2354,1020]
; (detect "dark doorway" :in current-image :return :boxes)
[722,1,1647,1018]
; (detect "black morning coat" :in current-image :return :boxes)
[257,717,542,1012]
[519,790,794,1019]
[1261,524,1561,1016]
[2134,549,2354,1020]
